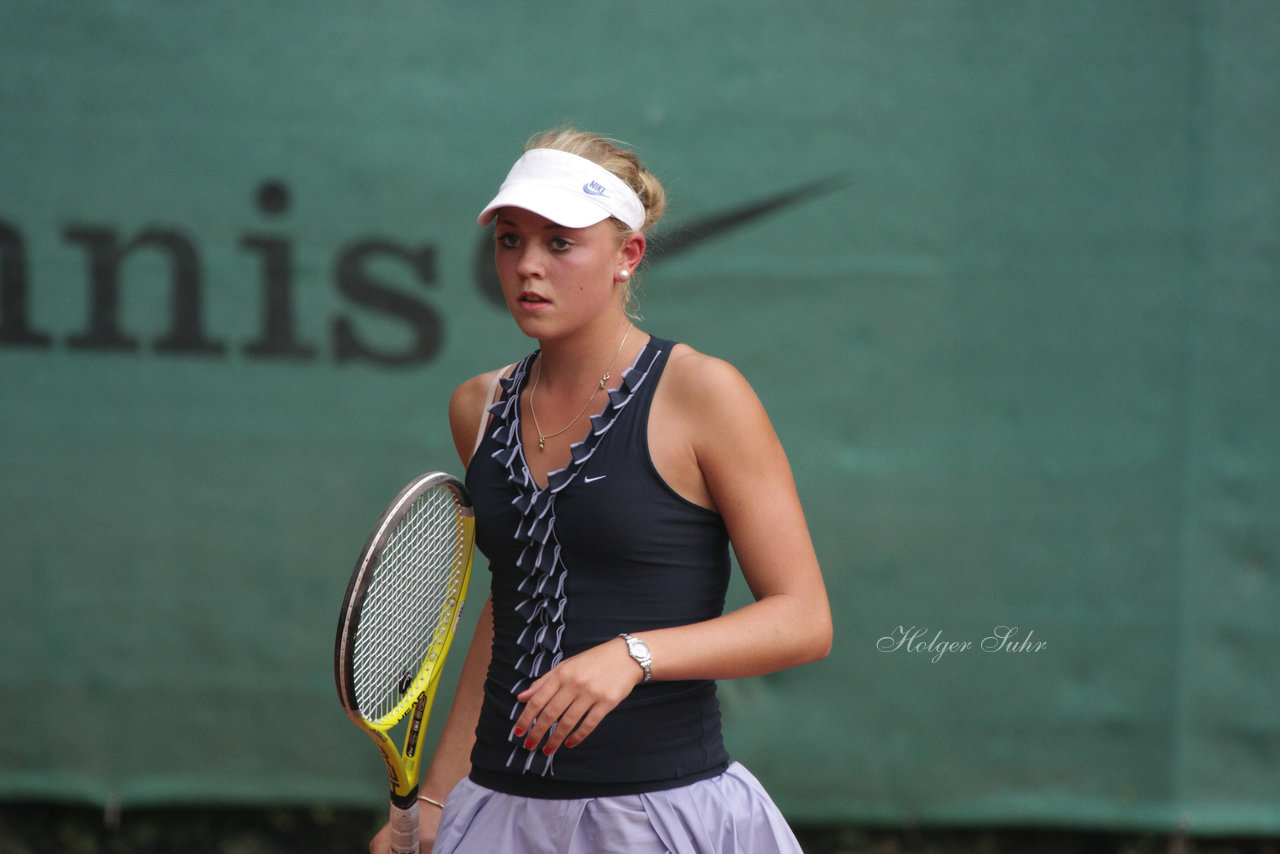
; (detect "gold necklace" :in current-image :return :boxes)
[529,325,632,451]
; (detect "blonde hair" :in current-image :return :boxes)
[523,128,667,235]
[522,127,664,319]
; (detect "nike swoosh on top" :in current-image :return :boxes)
[583,475,607,483]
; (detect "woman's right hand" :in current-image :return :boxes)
[368,805,441,854]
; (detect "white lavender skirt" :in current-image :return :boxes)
[432,762,803,854]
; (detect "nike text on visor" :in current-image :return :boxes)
[477,148,646,232]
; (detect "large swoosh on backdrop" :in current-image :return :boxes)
[472,176,852,306]
[646,175,852,262]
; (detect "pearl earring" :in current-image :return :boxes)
[619,269,630,280]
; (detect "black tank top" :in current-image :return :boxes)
[464,336,732,797]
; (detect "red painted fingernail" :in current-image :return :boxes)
[542,745,555,756]
[513,727,524,737]
[524,739,535,750]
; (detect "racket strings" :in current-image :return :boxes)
[352,486,468,721]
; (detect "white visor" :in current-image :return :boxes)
[477,148,646,232]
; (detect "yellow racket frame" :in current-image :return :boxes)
[336,474,475,802]
[354,518,473,798]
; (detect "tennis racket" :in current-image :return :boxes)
[334,472,475,854]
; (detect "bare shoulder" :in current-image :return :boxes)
[662,343,758,406]
[448,365,512,466]
[650,344,778,511]
[665,343,786,475]
[661,343,769,430]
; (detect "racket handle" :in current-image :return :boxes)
[388,795,420,854]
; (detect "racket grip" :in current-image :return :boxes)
[388,793,420,854]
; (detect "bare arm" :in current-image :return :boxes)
[419,368,508,796]
[643,350,832,679]
[418,595,492,800]
[371,370,504,853]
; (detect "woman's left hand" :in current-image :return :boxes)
[513,638,643,755]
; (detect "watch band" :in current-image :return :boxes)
[618,632,652,682]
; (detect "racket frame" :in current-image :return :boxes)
[334,472,475,850]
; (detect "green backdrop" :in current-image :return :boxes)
[2,0,1277,835]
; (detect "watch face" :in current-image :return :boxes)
[633,640,650,657]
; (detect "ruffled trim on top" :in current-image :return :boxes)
[485,340,663,776]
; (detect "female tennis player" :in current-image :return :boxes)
[370,128,832,853]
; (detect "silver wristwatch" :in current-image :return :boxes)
[618,633,652,682]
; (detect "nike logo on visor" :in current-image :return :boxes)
[583,181,608,197]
